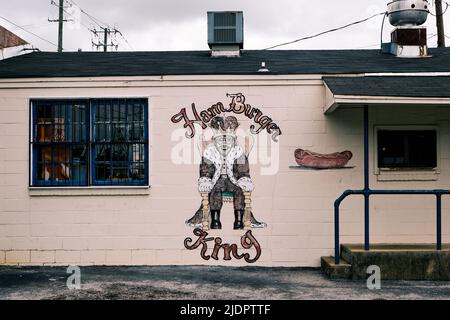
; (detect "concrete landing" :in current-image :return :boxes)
[322,244,450,280]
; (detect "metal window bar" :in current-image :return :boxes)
[31,98,148,187]
[31,100,88,186]
[91,98,147,186]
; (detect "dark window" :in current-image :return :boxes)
[31,100,89,186]
[92,99,147,185]
[377,129,437,169]
[31,98,148,186]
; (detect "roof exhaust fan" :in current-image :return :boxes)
[383,0,430,58]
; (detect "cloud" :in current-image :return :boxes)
[0,0,448,52]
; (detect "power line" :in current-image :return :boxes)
[264,12,386,50]
[63,0,134,51]
[346,33,439,50]
[80,8,109,28]
[50,0,92,31]
[10,23,51,30]
[428,0,449,16]
[114,29,134,50]
[65,0,109,28]
[0,15,58,47]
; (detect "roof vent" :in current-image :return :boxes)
[258,62,269,72]
[383,0,430,58]
[208,11,243,57]
[388,0,429,26]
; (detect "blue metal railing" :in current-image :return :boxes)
[334,189,450,264]
[333,105,450,264]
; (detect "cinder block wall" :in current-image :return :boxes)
[0,77,449,266]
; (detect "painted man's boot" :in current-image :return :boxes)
[233,210,244,230]
[210,210,222,229]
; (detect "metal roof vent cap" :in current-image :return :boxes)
[208,11,243,57]
[385,0,430,58]
[388,0,429,27]
[258,62,270,72]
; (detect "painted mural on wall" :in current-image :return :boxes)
[171,93,282,263]
[294,149,353,170]
[186,115,267,231]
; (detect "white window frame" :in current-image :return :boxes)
[373,125,440,182]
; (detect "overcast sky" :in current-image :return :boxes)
[1,0,449,52]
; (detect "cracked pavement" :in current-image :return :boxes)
[0,266,450,300]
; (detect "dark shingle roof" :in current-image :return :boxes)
[2,48,450,79]
[323,76,450,98]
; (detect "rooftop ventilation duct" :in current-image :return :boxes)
[383,0,430,58]
[388,0,429,26]
[207,11,243,57]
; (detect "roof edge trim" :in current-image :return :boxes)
[325,94,450,114]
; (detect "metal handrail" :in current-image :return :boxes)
[334,189,450,264]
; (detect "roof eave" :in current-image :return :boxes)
[324,91,450,113]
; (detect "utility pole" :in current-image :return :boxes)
[57,0,63,52]
[91,27,119,52]
[436,0,446,47]
[49,0,70,52]
[103,27,108,52]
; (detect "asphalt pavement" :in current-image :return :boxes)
[0,266,449,300]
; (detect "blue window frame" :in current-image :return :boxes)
[30,98,148,187]
[91,99,148,185]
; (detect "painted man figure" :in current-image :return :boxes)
[186,116,266,230]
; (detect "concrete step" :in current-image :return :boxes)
[320,256,352,280]
[322,244,450,280]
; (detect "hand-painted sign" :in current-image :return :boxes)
[184,228,262,263]
[171,93,282,142]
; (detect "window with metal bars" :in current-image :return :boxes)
[30,98,148,187]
